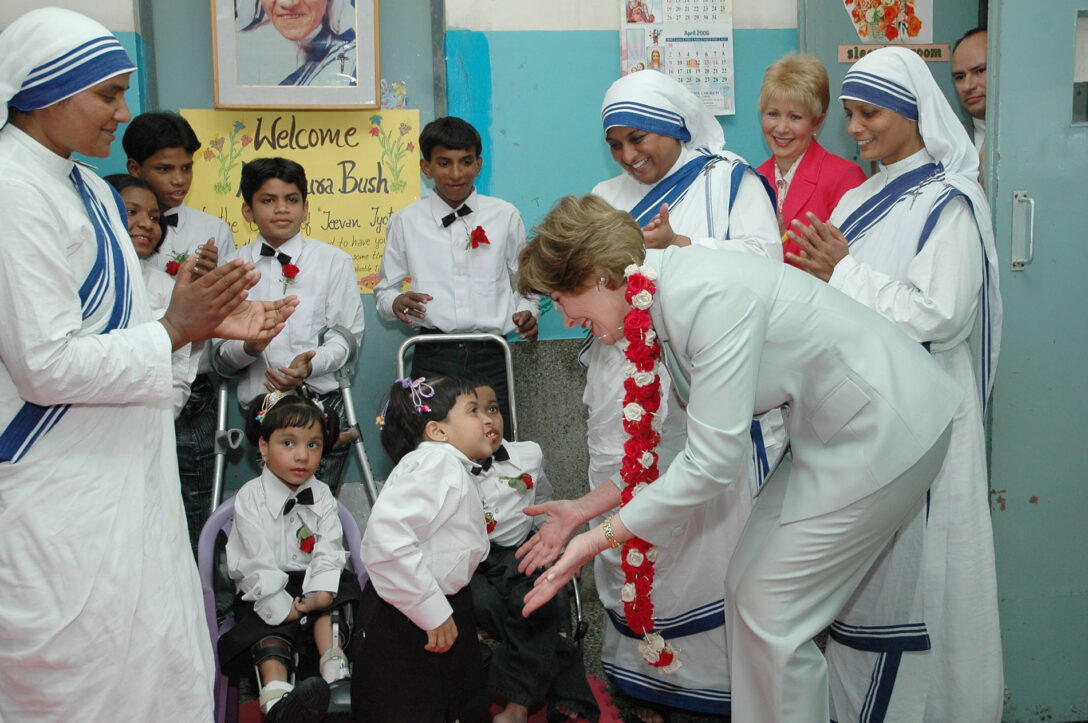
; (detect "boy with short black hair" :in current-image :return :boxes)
[216,157,364,490]
[123,111,237,272]
[123,111,239,553]
[374,116,537,432]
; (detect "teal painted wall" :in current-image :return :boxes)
[445,27,797,339]
[128,5,801,485]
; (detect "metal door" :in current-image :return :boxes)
[988,2,1088,720]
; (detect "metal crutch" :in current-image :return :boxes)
[208,342,245,512]
[318,324,379,507]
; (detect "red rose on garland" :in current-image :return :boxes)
[624,274,655,302]
[623,309,652,342]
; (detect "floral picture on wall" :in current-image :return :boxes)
[843,0,932,44]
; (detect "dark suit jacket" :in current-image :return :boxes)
[757,141,868,267]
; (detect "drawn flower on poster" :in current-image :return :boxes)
[204,120,253,194]
[844,0,923,43]
[368,114,412,194]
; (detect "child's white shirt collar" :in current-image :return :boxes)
[427,187,479,227]
[259,464,317,519]
[255,231,304,259]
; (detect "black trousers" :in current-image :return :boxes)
[176,374,217,556]
[350,582,488,722]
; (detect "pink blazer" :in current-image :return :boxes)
[757,141,868,268]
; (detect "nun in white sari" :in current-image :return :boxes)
[789,46,1003,722]
[0,9,295,721]
[523,70,783,717]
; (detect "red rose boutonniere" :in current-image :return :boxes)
[282,264,300,294]
[501,473,534,494]
[296,521,316,553]
[484,511,497,534]
[467,225,490,250]
[165,251,189,277]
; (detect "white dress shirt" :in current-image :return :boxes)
[361,441,490,631]
[476,441,554,548]
[156,201,237,274]
[374,189,537,335]
[142,263,200,417]
[216,232,365,403]
[0,124,214,722]
[226,468,347,625]
[971,117,986,155]
[772,149,808,213]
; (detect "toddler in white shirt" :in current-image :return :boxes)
[218,391,361,723]
[353,374,494,721]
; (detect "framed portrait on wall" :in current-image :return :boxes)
[211,0,380,108]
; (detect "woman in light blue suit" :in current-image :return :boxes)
[516,194,959,722]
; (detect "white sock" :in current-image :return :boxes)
[320,646,350,683]
[259,680,294,714]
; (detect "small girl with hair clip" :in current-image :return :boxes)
[218,390,362,723]
[352,375,494,722]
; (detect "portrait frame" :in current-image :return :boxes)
[211,0,380,109]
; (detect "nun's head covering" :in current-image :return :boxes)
[601,70,725,151]
[839,46,975,179]
[0,8,136,128]
[841,46,1002,405]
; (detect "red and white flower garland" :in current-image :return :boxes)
[617,262,681,673]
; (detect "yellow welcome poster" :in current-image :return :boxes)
[183,108,421,293]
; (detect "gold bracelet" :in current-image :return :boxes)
[602,516,621,549]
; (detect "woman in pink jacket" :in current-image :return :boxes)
[756,54,867,268]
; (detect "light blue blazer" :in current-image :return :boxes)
[619,247,962,541]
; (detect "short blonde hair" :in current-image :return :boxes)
[517,195,645,296]
[758,53,830,121]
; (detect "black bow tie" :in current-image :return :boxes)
[160,214,179,233]
[282,486,314,515]
[260,243,292,266]
[441,204,472,228]
[471,444,509,475]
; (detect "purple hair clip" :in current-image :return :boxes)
[398,376,435,415]
[377,377,436,429]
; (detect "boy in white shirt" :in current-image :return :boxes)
[123,111,240,553]
[374,116,538,429]
[216,157,365,490]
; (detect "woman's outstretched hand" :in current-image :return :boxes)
[522,529,598,617]
[515,499,583,575]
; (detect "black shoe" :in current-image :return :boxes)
[265,677,330,723]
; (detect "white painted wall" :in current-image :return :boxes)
[1,0,137,31]
[445,0,797,32]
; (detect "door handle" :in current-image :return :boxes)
[1011,190,1035,271]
